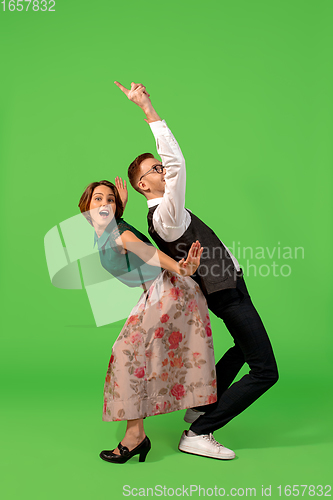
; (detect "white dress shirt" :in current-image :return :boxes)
[148,120,240,271]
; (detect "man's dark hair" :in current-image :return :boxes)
[128,153,155,194]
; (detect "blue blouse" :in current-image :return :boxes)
[94,218,161,287]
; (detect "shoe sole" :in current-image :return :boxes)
[99,452,149,463]
[178,445,235,460]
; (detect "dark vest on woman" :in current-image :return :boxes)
[147,206,238,295]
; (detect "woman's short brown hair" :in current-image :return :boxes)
[128,152,155,194]
[78,180,124,226]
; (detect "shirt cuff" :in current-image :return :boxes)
[149,119,168,134]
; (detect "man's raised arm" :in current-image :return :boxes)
[114,81,161,123]
[115,81,188,242]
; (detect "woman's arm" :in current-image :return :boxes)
[117,230,202,277]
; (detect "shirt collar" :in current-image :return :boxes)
[93,231,98,248]
[147,197,164,208]
[93,218,120,249]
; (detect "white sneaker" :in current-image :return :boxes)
[184,408,206,423]
[178,431,236,460]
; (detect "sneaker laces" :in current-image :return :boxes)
[203,433,224,449]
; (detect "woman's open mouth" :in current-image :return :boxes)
[99,208,110,219]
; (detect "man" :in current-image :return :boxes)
[115,81,278,460]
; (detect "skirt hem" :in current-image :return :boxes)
[102,385,217,422]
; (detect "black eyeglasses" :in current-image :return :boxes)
[139,164,165,181]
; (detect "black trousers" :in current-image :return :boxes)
[190,273,279,435]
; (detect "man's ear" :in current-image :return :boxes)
[138,180,149,192]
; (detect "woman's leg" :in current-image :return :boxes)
[112,418,146,454]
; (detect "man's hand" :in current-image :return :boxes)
[178,241,204,277]
[114,81,151,110]
[114,81,161,123]
[115,176,128,211]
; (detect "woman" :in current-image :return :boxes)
[78,178,217,464]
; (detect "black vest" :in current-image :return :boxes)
[147,206,238,295]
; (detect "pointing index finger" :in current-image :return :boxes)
[114,81,129,96]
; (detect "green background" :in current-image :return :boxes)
[1,0,332,498]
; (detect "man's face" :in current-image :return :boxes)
[138,157,165,196]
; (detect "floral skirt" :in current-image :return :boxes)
[102,270,217,422]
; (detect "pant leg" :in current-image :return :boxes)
[193,340,245,412]
[190,276,278,435]
[192,282,246,413]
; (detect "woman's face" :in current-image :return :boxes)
[89,185,117,230]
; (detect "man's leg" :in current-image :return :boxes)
[193,340,245,413]
[190,275,278,435]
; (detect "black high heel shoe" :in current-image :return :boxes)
[99,436,151,464]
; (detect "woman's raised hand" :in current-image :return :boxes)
[178,241,204,277]
[115,176,128,211]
